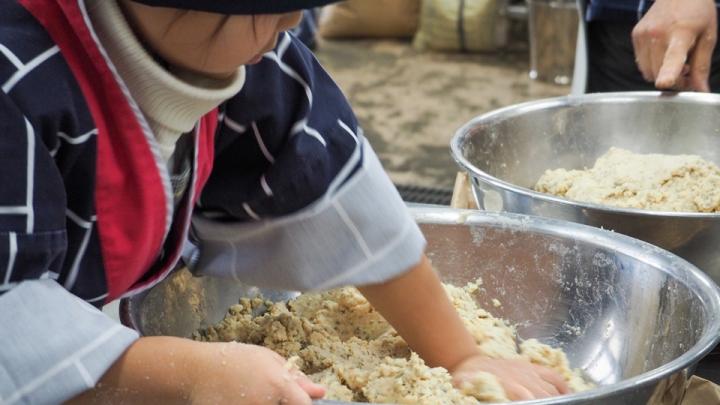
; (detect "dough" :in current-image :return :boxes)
[194,282,592,403]
[535,147,720,212]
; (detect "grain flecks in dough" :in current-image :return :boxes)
[535,147,720,212]
[194,283,592,403]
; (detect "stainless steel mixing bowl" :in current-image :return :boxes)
[451,92,720,284]
[121,207,720,405]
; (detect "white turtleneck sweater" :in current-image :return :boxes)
[85,0,245,164]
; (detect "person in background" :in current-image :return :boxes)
[582,0,718,92]
[0,0,569,403]
[578,0,720,385]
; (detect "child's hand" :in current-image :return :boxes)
[451,355,570,401]
[69,337,325,404]
[358,258,570,401]
[188,342,325,404]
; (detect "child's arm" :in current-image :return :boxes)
[69,337,324,404]
[358,255,570,401]
[190,34,567,401]
[188,33,426,292]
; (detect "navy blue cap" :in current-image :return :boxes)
[130,0,341,14]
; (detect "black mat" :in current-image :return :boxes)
[395,184,453,206]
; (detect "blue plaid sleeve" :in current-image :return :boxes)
[190,33,426,291]
[0,86,137,405]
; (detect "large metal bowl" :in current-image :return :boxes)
[451,92,720,283]
[121,207,720,405]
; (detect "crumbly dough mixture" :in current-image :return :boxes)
[535,147,720,212]
[194,281,592,403]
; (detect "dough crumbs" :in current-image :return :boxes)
[458,371,507,403]
[285,355,301,371]
[194,284,592,403]
[535,147,720,212]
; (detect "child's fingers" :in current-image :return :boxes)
[533,364,570,394]
[515,376,557,399]
[280,381,314,405]
[293,370,326,399]
[536,379,560,396]
[503,382,535,401]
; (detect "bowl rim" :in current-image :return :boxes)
[122,206,720,404]
[450,91,720,219]
[412,206,720,404]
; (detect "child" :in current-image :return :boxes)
[0,1,569,403]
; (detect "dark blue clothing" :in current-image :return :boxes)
[587,0,720,21]
[0,1,425,403]
[291,9,319,50]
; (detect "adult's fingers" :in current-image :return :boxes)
[632,26,654,82]
[649,37,668,82]
[656,33,694,89]
[688,30,717,92]
[534,365,571,394]
[682,64,691,76]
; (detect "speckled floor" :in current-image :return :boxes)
[315,39,569,190]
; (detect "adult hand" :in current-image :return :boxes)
[632,0,717,91]
[451,355,570,401]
